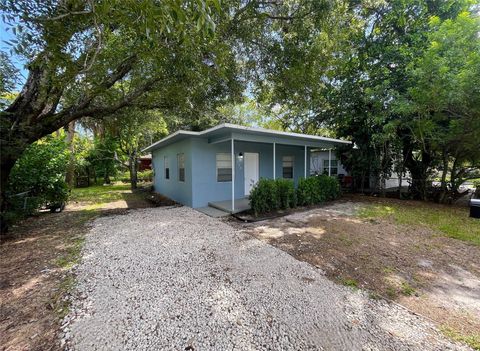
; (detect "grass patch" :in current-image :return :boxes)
[400,282,416,296]
[340,277,359,289]
[52,231,87,320]
[382,266,395,274]
[52,275,76,319]
[55,236,86,270]
[441,326,480,350]
[70,183,132,204]
[359,202,480,246]
[385,286,397,299]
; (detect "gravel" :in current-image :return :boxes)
[62,206,470,350]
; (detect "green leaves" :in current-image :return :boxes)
[7,134,70,218]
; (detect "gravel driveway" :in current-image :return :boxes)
[63,207,470,350]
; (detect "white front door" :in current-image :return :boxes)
[244,152,259,195]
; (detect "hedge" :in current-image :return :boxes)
[297,175,340,206]
[119,169,153,183]
[249,178,278,215]
[249,175,340,216]
[275,178,297,210]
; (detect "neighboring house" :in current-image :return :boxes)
[310,150,348,176]
[138,154,152,171]
[143,123,351,212]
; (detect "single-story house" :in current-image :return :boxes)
[143,123,351,212]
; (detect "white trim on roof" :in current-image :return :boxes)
[220,123,351,145]
[142,123,351,152]
[142,130,199,152]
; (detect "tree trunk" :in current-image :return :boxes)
[128,153,138,190]
[103,168,111,185]
[404,146,432,201]
[360,171,365,194]
[0,155,17,235]
[439,151,449,203]
[380,174,386,198]
[450,157,459,194]
[0,134,31,235]
[65,121,76,188]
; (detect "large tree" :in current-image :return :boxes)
[399,10,480,200]
[0,0,241,230]
[253,0,478,198]
[2,0,337,231]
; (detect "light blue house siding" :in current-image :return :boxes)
[152,138,311,208]
[146,124,350,209]
[190,139,309,208]
[152,139,193,206]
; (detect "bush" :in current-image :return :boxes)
[249,178,278,216]
[118,169,153,183]
[138,169,153,182]
[316,174,341,201]
[249,175,340,216]
[275,178,296,209]
[297,177,319,205]
[6,135,70,223]
[297,175,340,206]
[118,171,130,183]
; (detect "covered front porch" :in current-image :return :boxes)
[208,198,250,214]
[204,126,350,213]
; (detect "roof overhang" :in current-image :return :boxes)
[142,123,351,153]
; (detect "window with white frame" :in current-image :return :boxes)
[216,153,232,182]
[164,156,170,179]
[177,153,185,182]
[323,159,338,175]
[282,156,294,179]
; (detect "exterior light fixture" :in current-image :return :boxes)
[238,152,244,160]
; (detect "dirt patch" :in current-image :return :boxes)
[243,198,480,347]
[0,187,157,351]
[0,211,92,351]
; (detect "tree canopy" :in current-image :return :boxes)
[1,0,480,231]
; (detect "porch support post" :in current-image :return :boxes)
[328,148,332,176]
[304,145,307,178]
[273,142,276,180]
[231,138,235,212]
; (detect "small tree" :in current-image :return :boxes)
[5,134,69,225]
[114,109,168,189]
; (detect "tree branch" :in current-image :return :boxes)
[38,77,161,138]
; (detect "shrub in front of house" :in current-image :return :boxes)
[249,175,340,216]
[249,178,279,216]
[296,177,319,205]
[297,175,341,206]
[275,178,297,210]
[316,174,341,201]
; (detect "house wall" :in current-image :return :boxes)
[274,144,309,185]
[151,136,315,208]
[151,139,193,206]
[190,138,310,208]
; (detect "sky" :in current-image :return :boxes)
[1,19,28,89]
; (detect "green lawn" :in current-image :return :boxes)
[359,201,480,246]
[70,183,132,204]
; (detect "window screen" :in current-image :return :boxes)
[164,156,169,179]
[323,159,338,175]
[282,156,294,179]
[178,153,185,182]
[216,153,232,182]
